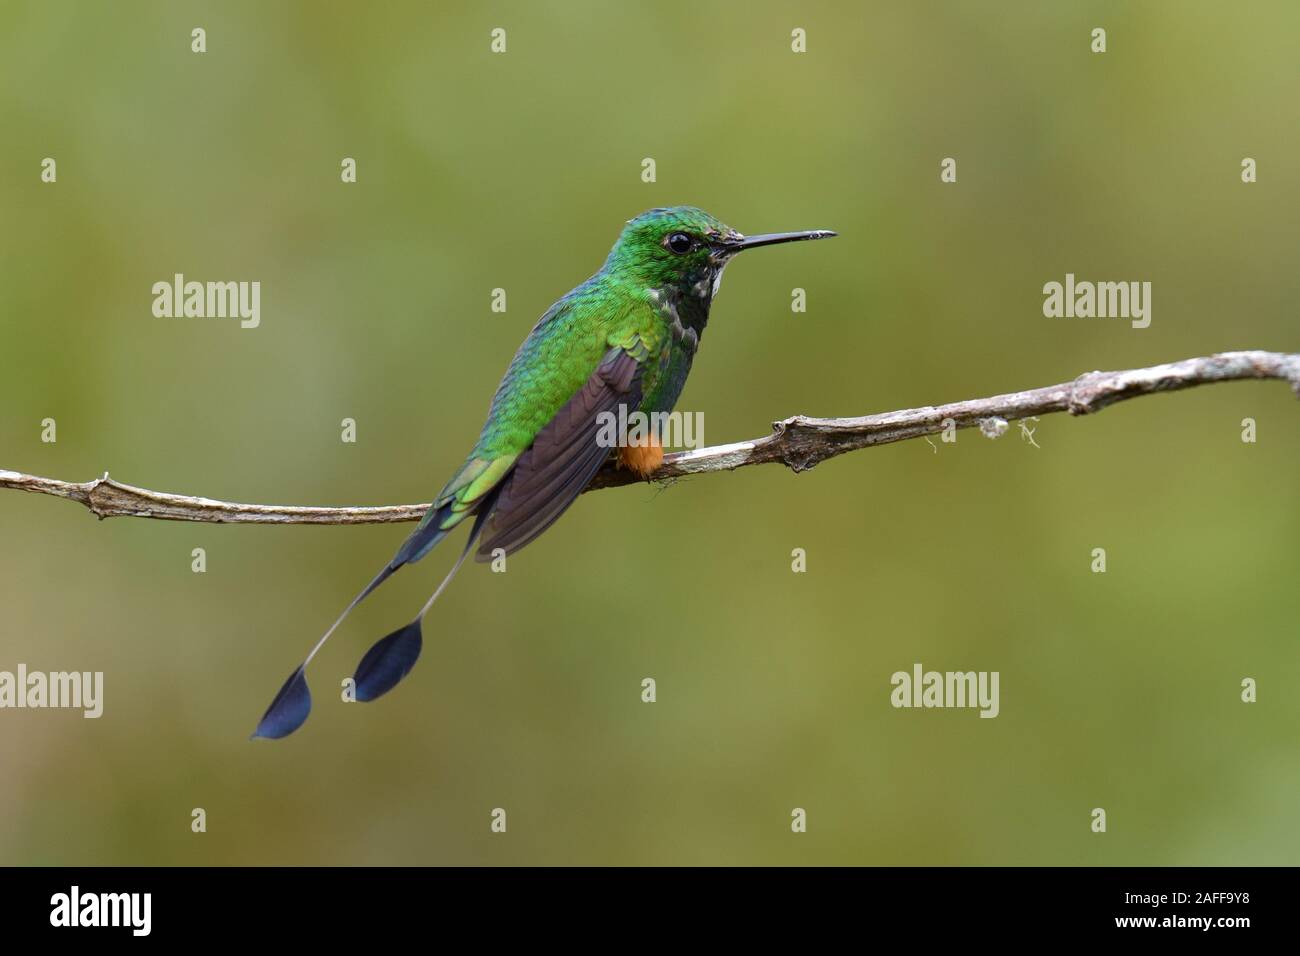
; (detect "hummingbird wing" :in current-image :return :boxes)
[474,344,643,558]
[392,283,652,567]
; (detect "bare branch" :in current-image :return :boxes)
[0,470,429,524]
[4,350,1297,524]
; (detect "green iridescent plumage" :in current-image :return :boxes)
[253,206,834,739]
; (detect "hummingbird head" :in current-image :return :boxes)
[604,206,835,304]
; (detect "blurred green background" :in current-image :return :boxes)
[1,1,1297,866]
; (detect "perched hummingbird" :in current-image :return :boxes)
[254,206,835,738]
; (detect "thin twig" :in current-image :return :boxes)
[3,350,1297,524]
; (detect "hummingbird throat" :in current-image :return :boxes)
[648,258,727,341]
[693,259,727,299]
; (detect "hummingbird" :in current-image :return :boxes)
[253,206,835,739]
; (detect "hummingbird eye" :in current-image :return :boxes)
[665,232,694,255]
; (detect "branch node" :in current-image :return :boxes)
[1067,371,1105,415]
[86,476,111,519]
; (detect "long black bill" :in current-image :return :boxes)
[727,229,837,252]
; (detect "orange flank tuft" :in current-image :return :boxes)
[618,432,664,478]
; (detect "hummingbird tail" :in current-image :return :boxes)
[250,560,402,740]
[390,498,463,567]
[251,489,501,739]
[349,493,498,703]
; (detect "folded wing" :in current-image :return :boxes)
[475,346,643,559]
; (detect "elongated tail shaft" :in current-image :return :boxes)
[252,494,497,739]
[350,502,495,703]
